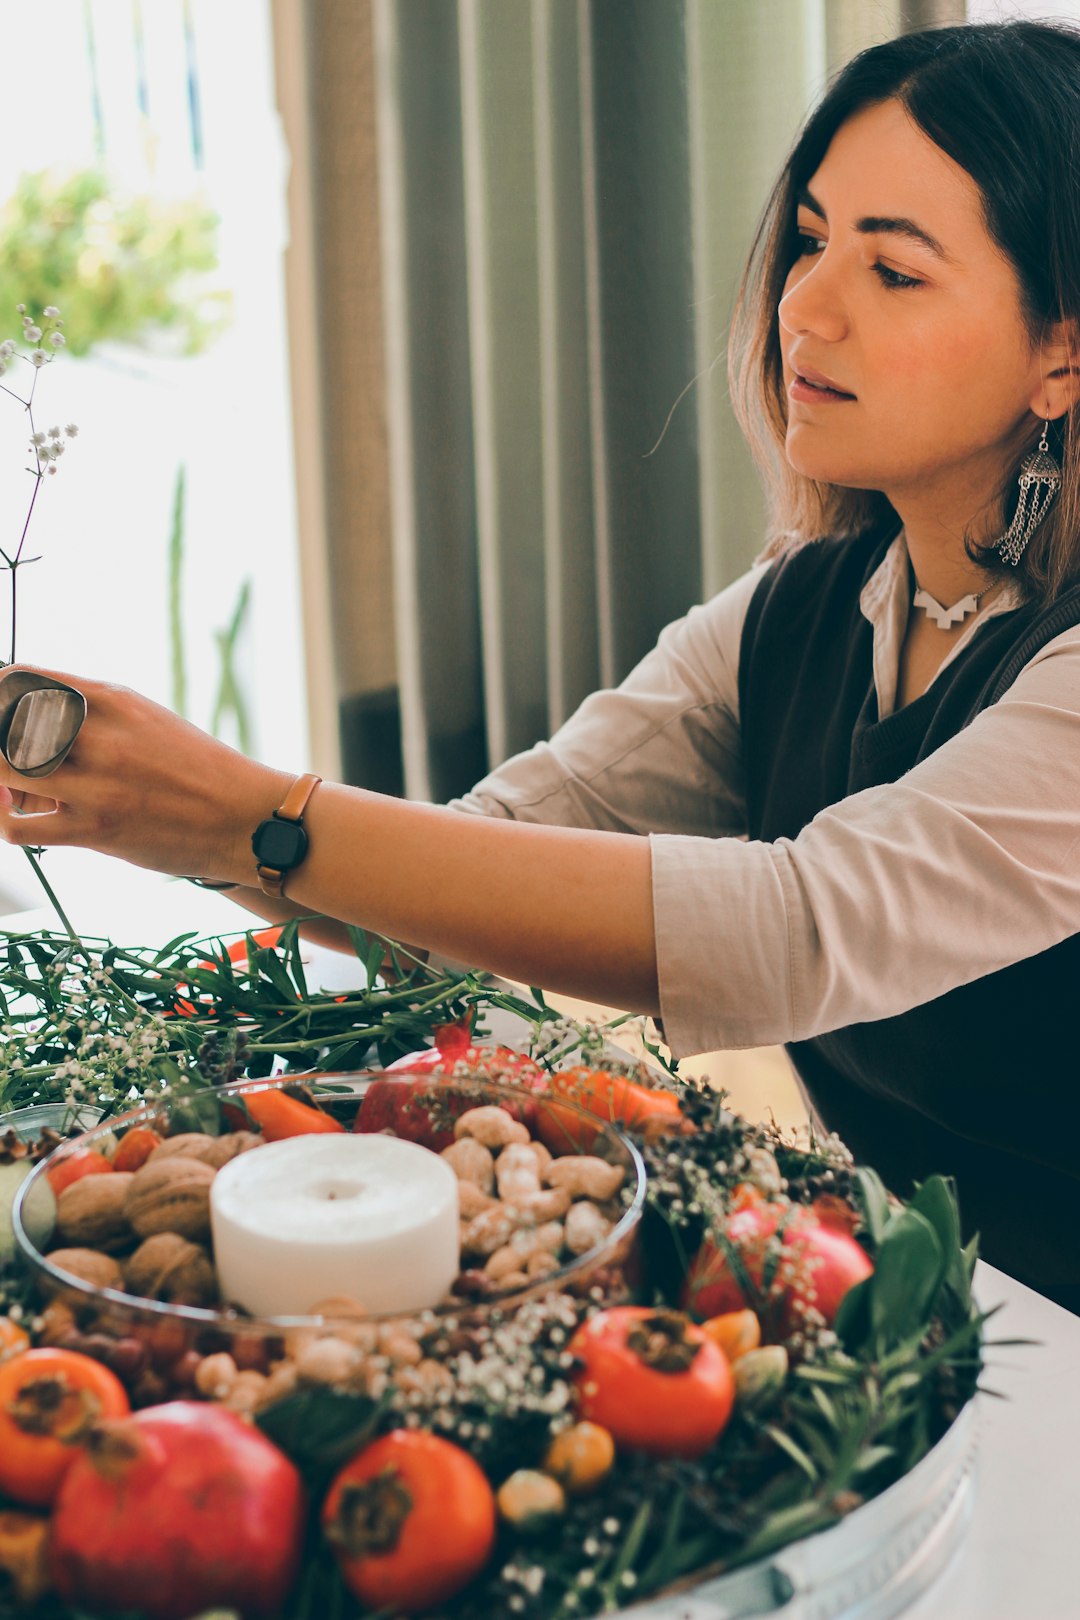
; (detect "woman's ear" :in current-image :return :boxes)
[1035,319,1080,419]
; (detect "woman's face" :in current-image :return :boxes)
[778,98,1048,511]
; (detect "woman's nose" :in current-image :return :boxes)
[778,256,849,345]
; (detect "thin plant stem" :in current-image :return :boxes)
[21,847,81,945]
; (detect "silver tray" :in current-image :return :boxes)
[618,1397,976,1620]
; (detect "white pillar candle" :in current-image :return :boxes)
[210,1134,460,1319]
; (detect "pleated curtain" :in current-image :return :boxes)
[289,0,965,802]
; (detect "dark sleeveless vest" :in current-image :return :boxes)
[737,527,1080,1312]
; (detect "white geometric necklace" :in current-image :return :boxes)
[912,582,993,630]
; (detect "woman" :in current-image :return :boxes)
[3,21,1080,1308]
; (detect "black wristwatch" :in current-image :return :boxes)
[251,773,322,898]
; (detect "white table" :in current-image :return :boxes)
[2,857,1078,1618]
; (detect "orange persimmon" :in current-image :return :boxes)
[0,1348,130,1507]
[535,1065,685,1152]
[111,1127,163,1174]
[238,1088,345,1142]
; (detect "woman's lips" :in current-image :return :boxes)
[789,374,856,404]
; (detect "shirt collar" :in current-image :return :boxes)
[859,529,1023,719]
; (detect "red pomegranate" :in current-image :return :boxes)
[682,1203,873,1336]
[48,1402,305,1620]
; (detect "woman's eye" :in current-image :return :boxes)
[873,263,924,291]
[794,229,826,257]
[792,229,924,292]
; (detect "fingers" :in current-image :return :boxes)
[0,799,75,848]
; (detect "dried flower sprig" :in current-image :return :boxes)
[0,303,77,666]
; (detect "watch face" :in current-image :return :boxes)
[252,817,308,870]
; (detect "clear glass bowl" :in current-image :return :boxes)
[10,1073,646,1388]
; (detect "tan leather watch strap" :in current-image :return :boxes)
[254,772,322,898]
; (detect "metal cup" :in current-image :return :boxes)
[0,669,86,778]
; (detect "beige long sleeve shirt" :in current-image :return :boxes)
[451,533,1080,1060]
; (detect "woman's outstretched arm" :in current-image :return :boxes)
[0,671,659,1014]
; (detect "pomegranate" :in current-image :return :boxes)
[48,1402,305,1620]
[682,1203,873,1336]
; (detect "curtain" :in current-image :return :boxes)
[288,0,964,801]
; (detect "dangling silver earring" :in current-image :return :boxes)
[997,419,1062,566]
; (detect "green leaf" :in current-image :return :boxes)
[255,1387,382,1470]
[910,1175,968,1313]
[762,1423,819,1482]
[853,1166,890,1246]
[869,1208,946,1351]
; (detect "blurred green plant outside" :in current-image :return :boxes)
[0,168,231,354]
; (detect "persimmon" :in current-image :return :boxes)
[45,1149,113,1199]
[237,1087,344,1141]
[700,1308,761,1364]
[569,1306,734,1459]
[112,1127,163,1174]
[535,1065,685,1153]
[0,1348,129,1507]
[323,1429,496,1614]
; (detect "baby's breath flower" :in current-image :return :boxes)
[15,302,25,313]
[23,324,41,343]
[48,333,65,348]
[30,432,46,447]
[64,422,78,437]
[31,349,47,368]
[42,306,60,318]
[48,425,60,438]
[0,340,11,358]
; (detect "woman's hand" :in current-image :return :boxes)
[0,667,661,1016]
[0,666,292,884]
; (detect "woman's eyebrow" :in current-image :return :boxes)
[796,184,955,264]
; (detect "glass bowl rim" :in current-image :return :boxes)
[10,1071,648,1332]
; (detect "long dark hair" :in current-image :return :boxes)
[729,21,1080,602]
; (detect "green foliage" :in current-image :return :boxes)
[0,169,230,356]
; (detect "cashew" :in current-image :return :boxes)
[458,1181,499,1220]
[526,1249,561,1279]
[377,1326,423,1366]
[493,1269,530,1291]
[194,1351,238,1401]
[509,1219,564,1260]
[454,1106,530,1149]
[505,1185,572,1223]
[485,1243,527,1281]
[495,1142,542,1201]
[564,1200,613,1256]
[545,1156,625,1201]
[441,1137,496,1192]
[295,1335,365,1386]
[462,1205,519,1257]
[223,1369,269,1415]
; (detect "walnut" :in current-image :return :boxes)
[125,1233,218,1307]
[124,1157,215,1242]
[42,1247,126,1295]
[54,1173,135,1253]
[150,1131,260,1169]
